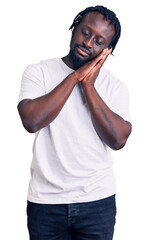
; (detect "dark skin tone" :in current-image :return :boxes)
[18,12,132,150]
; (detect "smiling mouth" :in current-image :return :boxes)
[76,46,90,57]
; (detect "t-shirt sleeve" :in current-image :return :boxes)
[18,63,45,103]
[108,83,131,123]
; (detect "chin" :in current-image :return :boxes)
[69,49,90,69]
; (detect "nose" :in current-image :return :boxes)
[83,37,93,49]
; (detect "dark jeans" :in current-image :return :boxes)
[27,195,116,240]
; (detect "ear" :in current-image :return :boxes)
[71,26,76,32]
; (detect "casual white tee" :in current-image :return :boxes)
[18,58,131,204]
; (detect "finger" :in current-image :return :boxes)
[84,49,111,78]
[76,48,111,81]
[96,48,111,64]
[91,48,108,65]
[96,48,112,67]
[81,48,109,70]
[80,49,110,79]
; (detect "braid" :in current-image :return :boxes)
[69,6,121,53]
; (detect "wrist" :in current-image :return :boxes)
[82,82,95,91]
[68,72,79,86]
[70,72,80,84]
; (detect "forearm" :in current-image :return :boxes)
[82,85,132,150]
[18,73,77,133]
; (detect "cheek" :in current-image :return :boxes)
[70,29,84,48]
[93,46,105,57]
[70,34,77,48]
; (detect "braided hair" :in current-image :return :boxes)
[69,6,121,53]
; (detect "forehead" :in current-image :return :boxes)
[80,12,115,38]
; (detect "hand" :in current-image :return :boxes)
[82,48,112,87]
[73,48,110,82]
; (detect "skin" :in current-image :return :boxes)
[18,12,132,150]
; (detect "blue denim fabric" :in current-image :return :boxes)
[27,195,116,240]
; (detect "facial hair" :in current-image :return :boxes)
[68,43,92,69]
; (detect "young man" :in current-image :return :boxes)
[18,5,132,240]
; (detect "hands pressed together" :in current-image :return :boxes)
[74,48,112,86]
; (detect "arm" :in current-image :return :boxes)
[18,74,77,133]
[18,53,104,133]
[82,85,132,150]
[82,49,132,150]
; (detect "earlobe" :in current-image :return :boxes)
[71,26,76,32]
[71,26,76,38]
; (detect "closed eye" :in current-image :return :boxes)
[95,40,102,46]
[82,30,90,37]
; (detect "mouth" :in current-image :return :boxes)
[76,46,91,57]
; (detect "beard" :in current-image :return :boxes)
[68,43,92,69]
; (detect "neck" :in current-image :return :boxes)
[61,55,77,70]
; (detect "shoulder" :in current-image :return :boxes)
[24,58,61,72]
[96,66,127,91]
[40,58,62,69]
[95,66,130,105]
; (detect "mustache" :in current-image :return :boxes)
[74,43,92,57]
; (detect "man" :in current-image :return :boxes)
[18,5,132,240]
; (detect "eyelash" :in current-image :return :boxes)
[95,40,102,46]
[82,31,90,37]
[82,31,102,46]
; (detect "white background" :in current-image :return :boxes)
[0,0,149,239]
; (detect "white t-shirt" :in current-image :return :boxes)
[18,58,131,204]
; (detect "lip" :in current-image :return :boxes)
[76,46,90,57]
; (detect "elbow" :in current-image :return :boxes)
[18,105,39,133]
[112,122,132,150]
[112,132,132,151]
[24,126,37,134]
[112,139,127,150]
[22,119,39,133]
